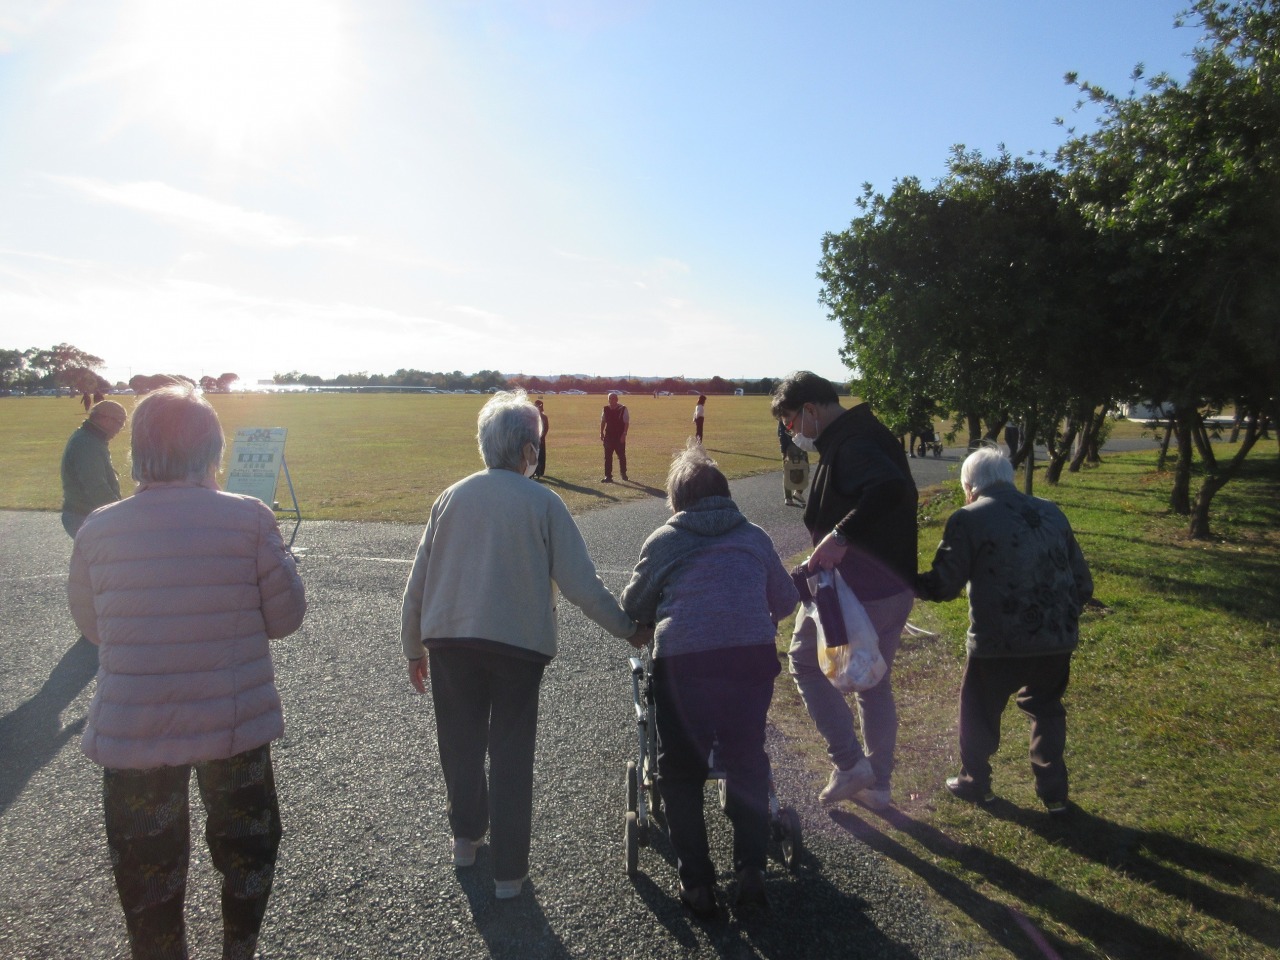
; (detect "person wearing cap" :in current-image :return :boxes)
[61,399,128,537]
[599,391,630,483]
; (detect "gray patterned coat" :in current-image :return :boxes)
[916,482,1093,658]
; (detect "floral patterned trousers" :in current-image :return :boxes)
[102,744,282,960]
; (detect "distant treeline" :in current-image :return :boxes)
[271,369,793,396]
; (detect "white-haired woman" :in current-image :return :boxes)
[401,390,648,900]
[68,383,306,960]
[916,445,1092,814]
[621,443,798,917]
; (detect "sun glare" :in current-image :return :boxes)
[105,0,350,159]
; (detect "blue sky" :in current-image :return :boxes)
[0,0,1196,386]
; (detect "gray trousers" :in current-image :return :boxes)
[788,588,913,787]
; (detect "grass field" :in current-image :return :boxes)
[7,391,1276,957]
[2,392,784,521]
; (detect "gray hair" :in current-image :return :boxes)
[666,440,730,512]
[960,444,1015,497]
[477,390,540,470]
[130,383,225,483]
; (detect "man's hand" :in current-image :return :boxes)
[807,533,848,572]
[407,656,429,694]
[628,624,654,649]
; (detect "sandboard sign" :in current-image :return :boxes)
[225,427,302,548]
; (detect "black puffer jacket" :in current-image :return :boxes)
[804,403,918,600]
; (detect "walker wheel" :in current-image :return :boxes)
[624,812,639,876]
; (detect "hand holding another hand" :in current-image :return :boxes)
[628,624,654,649]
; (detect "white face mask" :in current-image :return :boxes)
[792,433,818,454]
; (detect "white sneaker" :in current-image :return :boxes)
[495,876,527,899]
[819,758,875,804]
[856,787,892,810]
[452,837,483,867]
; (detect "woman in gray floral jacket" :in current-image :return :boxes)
[916,445,1092,815]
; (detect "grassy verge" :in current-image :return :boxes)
[774,447,1280,959]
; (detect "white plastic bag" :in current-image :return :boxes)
[797,568,887,693]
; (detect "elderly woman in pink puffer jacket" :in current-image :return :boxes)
[68,383,306,960]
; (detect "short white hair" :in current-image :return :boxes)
[960,444,1014,497]
[476,390,540,470]
[130,383,224,483]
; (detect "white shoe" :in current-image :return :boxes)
[452,837,483,867]
[856,787,892,810]
[495,876,527,899]
[819,758,875,804]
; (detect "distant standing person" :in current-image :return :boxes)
[68,384,307,960]
[534,399,549,478]
[915,446,1092,815]
[1004,421,1021,457]
[771,371,918,810]
[60,400,128,537]
[600,391,630,483]
[693,395,706,442]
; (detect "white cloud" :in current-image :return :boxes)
[0,0,63,53]
[46,175,357,249]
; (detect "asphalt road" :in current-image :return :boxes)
[1,454,980,960]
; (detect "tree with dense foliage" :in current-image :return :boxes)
[1059,0,1279,536]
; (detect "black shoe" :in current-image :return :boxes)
[601,477,613,483]
[1044,799,1071,817]
[621,473,629,481]
[945,776,995,805]
[678,883,718,920]
[734,869,769,912]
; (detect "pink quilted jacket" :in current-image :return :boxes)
[68,480,306,769]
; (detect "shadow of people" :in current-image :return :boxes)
[829,804,1209,959]
[988,802,1280,950]
[456,865,570,960]
[0,636,98,816]
[627,808,924,959]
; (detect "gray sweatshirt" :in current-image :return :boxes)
[621,496,799,659]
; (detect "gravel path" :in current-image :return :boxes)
[1,459,981,960]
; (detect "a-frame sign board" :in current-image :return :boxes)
[224,428,302,548]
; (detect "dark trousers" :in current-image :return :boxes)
[955,652,1072,803]
[652,650,776,888]
[102,744,281,960]
[428,647,546,882]
[535,442,547,477]
[694,417,704,441]
[603,437,627,479]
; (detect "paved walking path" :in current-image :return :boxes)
[1,461,981,959]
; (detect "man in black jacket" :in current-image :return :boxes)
[771,372,918,809]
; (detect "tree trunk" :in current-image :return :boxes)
[1085,407,1107,463]
[1020,408,1038,496]
[1156,416,1175,471]
[1170,408,1194,516]
[1046,417,1080,485]
[1187,414,1261,539]
[966,413,982,449]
